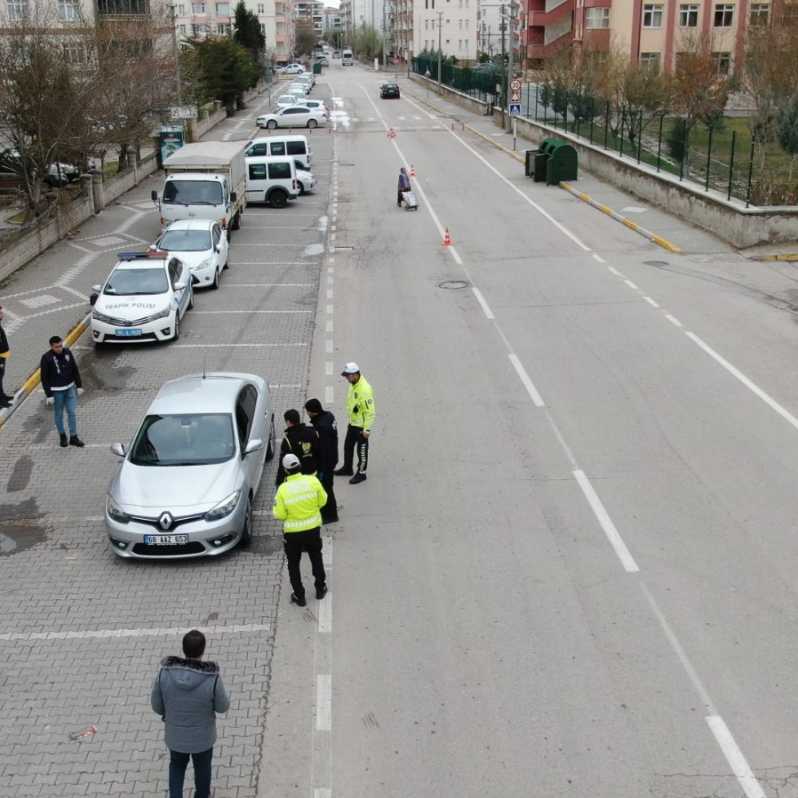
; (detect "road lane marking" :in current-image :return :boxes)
[592,254,607,263]
[642,296,660,308]
[324,385,334,404]
[665,314,683,327]
[0,623,270,642]
[325,339,333,353]
[624,279,639,290]
[223,283,313,287]
[318,592,332,634]
[508,354,544,407]
[192,310,312,314]
[705,716,766,798]
[325,319,334,332]
[472,287,494,319]
[573,470,639,573]
[326,303,333,314]
[685,332,798,434]
[172,343,308,348]
[325,361,333,376]
[316,674,332,731]
[608,266,623,277]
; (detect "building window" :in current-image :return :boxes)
[177,3,185,14]
[714,3,734,25]
[640,51,661,71]
[217,22,231,33]
[585,7,609,28]
[62,43,85,63]
[258,2,265,10]
[178,23,186,32]
[216,2,229,14]
[712,51,731,73]
[192,2,206,13]
[642,3,663,26]
[749,2,769,23]
[679,3,699,25]
[57,0,80,20]
[7,0,27,19]
[260,22,265,34]
[458,18,461,28]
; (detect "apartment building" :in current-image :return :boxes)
[525,0,796,72]
[323,4,342,32]
[0,0,172,25]
[414,0,478,58]
[296,0,323,34]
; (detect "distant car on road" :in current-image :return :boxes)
[89,250,193,345]
[280,63,305,74]
[380,82,400,99]
[105,373,276,560]
[154,219,228,290]
[256,106,327,130]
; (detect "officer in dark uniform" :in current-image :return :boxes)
[275,408,319,485]
[304,397,339,524]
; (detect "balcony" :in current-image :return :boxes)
[528,0,573,27]
[96,0,150,13]
[527,27,571,58]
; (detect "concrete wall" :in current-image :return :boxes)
[409,73,490,116]
[189,106,228,142]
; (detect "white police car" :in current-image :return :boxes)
[90,250,193,345]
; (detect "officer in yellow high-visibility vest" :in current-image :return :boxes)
[334,362,375,485]
[272,453,328,607]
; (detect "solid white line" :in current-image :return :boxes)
[624,279,639,290]
[665,314,683,328]
[472,287,494,319]
[686,332,798,434]
[508,353,545,407]
[192,310,311,314]
[706,716,766,798]
[325,385,334,404]
[0,623,270,642]
[316,674,332,731]
[318,592,332,634]
[172,343,307,348]
[573,470,639,573]
[643,296,660,308]
[592,253,607,264]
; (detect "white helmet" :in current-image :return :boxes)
[282,453,300,470]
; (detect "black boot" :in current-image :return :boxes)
[349,473,367,485]
[334,467,353,476]
[69,435,85,448]
[59,433,68,447]
[290,593,306,607]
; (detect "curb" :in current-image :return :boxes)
[407,87,683,256]
[559,182,682,254]
[0,314,89,432]
[747,253,798,263]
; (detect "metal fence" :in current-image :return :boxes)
[411,56,502,105]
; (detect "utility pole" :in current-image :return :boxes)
[504,0,515,131]
[437,9,443,90]
[169,3,183,107]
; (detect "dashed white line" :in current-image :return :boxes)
[472,286,494,320]
[705,716,766,798]
[608,266,623,277]
[327,289,334,300]
[592,253,607,264]
[508,353,545,407]
[325,361,333,376]
[573,469,639,573]
[665,314,683,328]
[326,303,333,314]
[325,339,333,353]
[316,674,332,731]
[324,385,334,404]
[193,310,312,315]
[325,319,334,332]
[172,343,307,348]
[624,279,639,290]
[642,296,660,308]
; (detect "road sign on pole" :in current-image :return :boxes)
[509,103,521,115]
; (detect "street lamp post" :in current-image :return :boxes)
[437,9,443,90]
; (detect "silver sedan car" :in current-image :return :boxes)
[105,372,275,559]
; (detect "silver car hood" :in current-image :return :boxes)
[112,458,240,514]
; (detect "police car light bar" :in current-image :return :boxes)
[116,250,168,261]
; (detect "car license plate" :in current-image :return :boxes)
[115,328,142,337]
[144,534,188,546]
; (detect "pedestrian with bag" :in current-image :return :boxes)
[39,335,84,447]
[304,397,339,523]
[273,453,328,607]
[335,362,375,485]
[150,629,231,798]
[0,306,11,408]
[275,408,319,484]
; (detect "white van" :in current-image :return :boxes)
[342,49,353,66]
[245,136,312,169]
[245,156,300,208]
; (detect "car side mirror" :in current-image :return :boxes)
[174,281,187,291]
[92,284,102,292]
[150,190,157,202]
[230,191,237,202]
[110,442,126,457]
[244,438,263,456]
[89,293,98,306]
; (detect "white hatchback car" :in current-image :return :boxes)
[293,160,315,194]
[256,106,327,130]
[90,251,193,344]
[154,219,228,290]
[289,81,311,96]
[274,94,299,110]
[280,63,304,74]
[300,99,328,119]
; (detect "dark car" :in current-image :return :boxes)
[380,82,400,99]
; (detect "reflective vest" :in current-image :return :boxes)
[346,375,375,431]
[272,472,327,533]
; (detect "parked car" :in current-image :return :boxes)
[154,219,228,290]
[288,81,311,96]
[317,56,329,66]
[46,161,81,186]
[274,94,300,110]
[280,63,305,74]
[380,82,401,99]
[245,135,312,169]
[245,155,300,208]
[105,372,276,559]
[89,250,193,345]
[256,106,327,130]
[294,160,315,194]
[296,73,315,88]
[300,99,328,118]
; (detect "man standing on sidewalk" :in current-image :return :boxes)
[275,408,319,484]
[304,397,339,523]
[151,629,230,798]
[0,306,11,408]
[335,362,375,485]
[39,335,85,447]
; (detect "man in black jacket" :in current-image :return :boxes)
[0,306,11,408]
[40,335,85,448]
[305,398,339,523]
[275,408,319,484]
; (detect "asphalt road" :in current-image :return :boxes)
[4,63,798,798]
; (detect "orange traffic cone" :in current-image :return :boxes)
[443,228,452,246]
[409,164,416,177]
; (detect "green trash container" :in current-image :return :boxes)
[531,138,559,182]
[313,62,322,75]
[545,141,578,185]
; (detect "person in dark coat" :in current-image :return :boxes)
[0,306,11,408]
[397,167,411,207]
[275,408,319,484]
[305,397,339,523]
[39,335,84,447]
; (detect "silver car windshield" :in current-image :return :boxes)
[158,229,212,252]
[104,268,169,295]
[129,413,236,466]
[163,180,223,206]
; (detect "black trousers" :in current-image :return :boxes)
[0,358,6,397]
[169,748,212,798]
[317,469,338,522]
[283,528,326,599]
[343,425,369,474]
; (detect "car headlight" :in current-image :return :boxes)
[204,490,241,521]
[140,307,171,324]
[92,310,116,324]
[106,495,130,524]
[193,258,212,273]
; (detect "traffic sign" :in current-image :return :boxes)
[509,103,521,115]
[511,78,522,92]
[511,91,521,102]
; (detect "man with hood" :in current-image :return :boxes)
[151,629,231,798]
[304,397,339,523]
[275,407,319,485]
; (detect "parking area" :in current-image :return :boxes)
[0,82,334,797]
